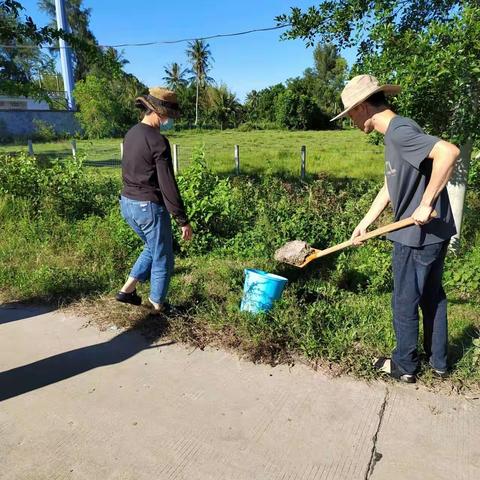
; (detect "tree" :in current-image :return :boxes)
[73,75,120,138]
[244,84,285,124]
[312,43,347,117]
[0,0,62,97]
[163,62,188,90]
[38,0,99,81]
[244,90,260,122]
[277,1,480,248]
[186,39,214,126]
[1,0,109,104]
[275,89,326,130]
[74,69,146,138]
[176,83,197,126]
[209,85,242,130]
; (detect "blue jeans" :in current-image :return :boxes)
[392,241,449,375]
[120,196,174,304]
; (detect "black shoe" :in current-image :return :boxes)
[429,362,449,379]
[116,289,142,306]
[373,357,416,384]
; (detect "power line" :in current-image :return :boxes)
[0,24,291,50]
[106,24,290,48]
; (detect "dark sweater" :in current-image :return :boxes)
[121,123,188,226]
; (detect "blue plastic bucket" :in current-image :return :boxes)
[240,269,288,314]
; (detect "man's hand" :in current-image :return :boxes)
[351,220,370,246]
[411,204,434,225]
[181,224,193,241]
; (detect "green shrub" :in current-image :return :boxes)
[0,152,120,219]
[176,148,237,254]
[445,234,480,298]
[32,119,57,142]
[237,121,279,132]
[468,153,480,192]
[39,157,119,219]
[0,153,43,202]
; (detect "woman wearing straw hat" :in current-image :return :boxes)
[333,75,459,383]
[116,87,193,312]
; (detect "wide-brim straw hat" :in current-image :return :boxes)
[135,87,181,119]
[330,74,401,121]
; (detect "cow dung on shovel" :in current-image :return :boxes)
[274,213,437,268]
[274,240,315,267]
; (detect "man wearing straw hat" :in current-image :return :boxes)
[333,75,459,383]
[116,87,193,312]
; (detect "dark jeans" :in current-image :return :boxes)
[392,241,449,375]
[120,196,174,304]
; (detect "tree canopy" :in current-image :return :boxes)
[277,1,480,144]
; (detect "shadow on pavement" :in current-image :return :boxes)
[0,313,172,402]
[0,303,57,325]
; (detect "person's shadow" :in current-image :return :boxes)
[0,303,56,325]
[0,312,173,402]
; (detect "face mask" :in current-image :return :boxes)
[161,118,174,130]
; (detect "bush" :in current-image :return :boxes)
[0,153,43,201]
[445,232,480,298]
[0,152,120,219]
[237,121,279,132]
[32,119,57,142]
[176,148,237,254]
[468,153,480,192]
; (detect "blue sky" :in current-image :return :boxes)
[19,0,357,101]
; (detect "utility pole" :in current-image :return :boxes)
[55,0,76,110]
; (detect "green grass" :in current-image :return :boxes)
[0,129,385,179]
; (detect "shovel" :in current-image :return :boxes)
[276,211,437,268]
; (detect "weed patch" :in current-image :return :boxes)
[1,150,479,391]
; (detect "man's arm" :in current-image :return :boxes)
[411,140,460,225]
[351,178,390,245]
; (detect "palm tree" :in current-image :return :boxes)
[162,62,188,90]
[186,40,214,126]
[210,85,241,130]
[245,90,260,121]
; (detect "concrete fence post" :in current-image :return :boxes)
[173,144,179,175]
[301,145,306,180]
[234,144,240,175]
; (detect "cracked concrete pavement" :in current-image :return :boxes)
[1,304,479,480]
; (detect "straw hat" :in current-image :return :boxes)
[331,75,401,121]
[135,87,181,119]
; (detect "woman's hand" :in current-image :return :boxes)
[181,224,193,241]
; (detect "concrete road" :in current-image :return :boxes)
[0,304,479,480]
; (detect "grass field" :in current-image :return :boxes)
[0,129,385,179]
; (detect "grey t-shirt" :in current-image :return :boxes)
[384,116,456,247]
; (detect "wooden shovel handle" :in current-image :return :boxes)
[305,211,437,263]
